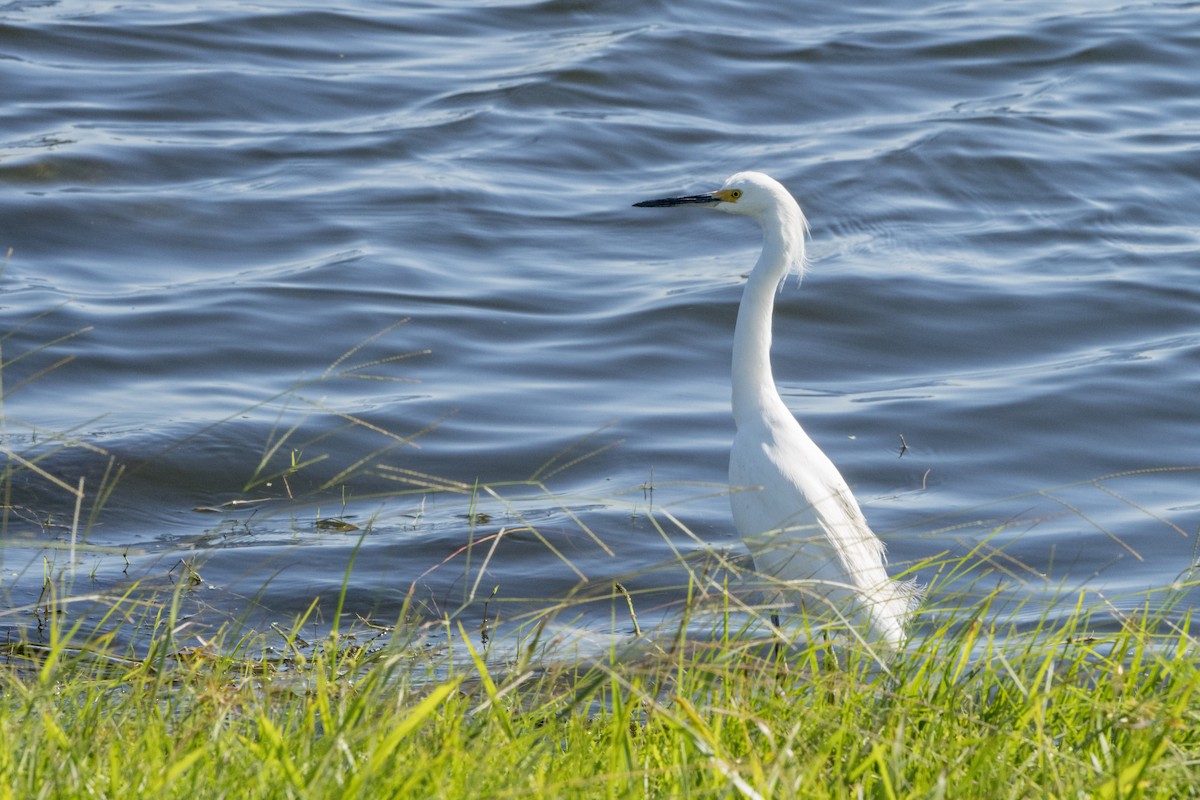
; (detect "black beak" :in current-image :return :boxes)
[633,192,720,208]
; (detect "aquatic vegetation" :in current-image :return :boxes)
[1,570,1197,799]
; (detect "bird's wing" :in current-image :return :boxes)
[731,417,887,591]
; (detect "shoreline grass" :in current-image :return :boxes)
[1,571,1197,799]
[3,433,1198,799]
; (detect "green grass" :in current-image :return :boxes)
[1,574,1197,800]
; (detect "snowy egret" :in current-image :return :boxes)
[634,172,916,647]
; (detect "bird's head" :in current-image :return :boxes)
[634,171,809,277]
[634,171,791,217]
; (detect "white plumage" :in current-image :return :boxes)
[635,171,917,646]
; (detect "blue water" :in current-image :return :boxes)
[2,0,1198,650]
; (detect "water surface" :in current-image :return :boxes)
[2,0,1197,651]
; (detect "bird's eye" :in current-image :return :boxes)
[730,190,742,200]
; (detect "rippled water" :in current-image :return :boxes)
[2,0,1198,650]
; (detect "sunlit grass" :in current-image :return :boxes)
[1,568,1198,799]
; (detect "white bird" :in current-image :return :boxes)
[635,171,917,647]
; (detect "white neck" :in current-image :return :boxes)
[731,213,802,428]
